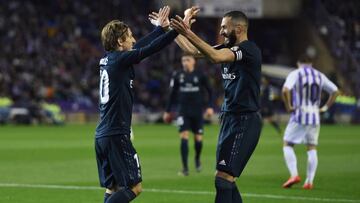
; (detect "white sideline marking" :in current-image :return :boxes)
[0,183,359,202]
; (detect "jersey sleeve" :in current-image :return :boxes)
[165,72,179,112]
[132,26,165,49]
[231,43,256,62]
[283,70,298,90]
[119,30,178,65]
[321,74,338,94]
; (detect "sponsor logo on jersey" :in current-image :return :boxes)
[222,67,236,80]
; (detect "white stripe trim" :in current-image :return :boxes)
[236,50,242,61]
[0,183,359,202]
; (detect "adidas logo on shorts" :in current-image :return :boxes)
[219,160,226,166]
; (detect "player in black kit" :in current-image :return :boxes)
[171,9,262,203]
[260,76,281,134]
[95,6,179,203]
[163,54,214,176]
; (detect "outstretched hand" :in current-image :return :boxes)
[170,15,191,36]
[149,6,170,28]
[183,6,200,27]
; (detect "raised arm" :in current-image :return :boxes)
[175,35,201,56]
[121,30,178,65]
[171,16,235,64]
[133,26,165,49]
[133,6,170,49]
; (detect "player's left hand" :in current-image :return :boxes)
[149,6,170,28]
[170,15,191,36]
[204,108,214,119]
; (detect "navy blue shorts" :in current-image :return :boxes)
[177,114,204,134]
[95,135,142,189]
[216,112,262,177]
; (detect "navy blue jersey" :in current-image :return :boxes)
[218,40,262,113]
[96,28,178,138]
[260,84,272,107]
[166,69,213,116]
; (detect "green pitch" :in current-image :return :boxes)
[0,123,359,203]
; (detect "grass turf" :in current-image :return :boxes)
[0,123,359,203]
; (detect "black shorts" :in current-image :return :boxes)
[216,112,262,177]
[177,114,204,134]
[95,135,142,189]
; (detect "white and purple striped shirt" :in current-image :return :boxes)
[283,65,338,125]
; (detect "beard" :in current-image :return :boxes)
[223,30,237,48]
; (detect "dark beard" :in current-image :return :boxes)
[224,30,237,48]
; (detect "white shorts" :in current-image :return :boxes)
[283,121,320,145]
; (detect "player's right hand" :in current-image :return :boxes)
[183,6,200,27]
[163,112,172,124]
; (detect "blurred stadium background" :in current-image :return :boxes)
[0,0,359,125]
[0,0,359,203]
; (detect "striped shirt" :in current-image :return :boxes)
[283,65,338,125]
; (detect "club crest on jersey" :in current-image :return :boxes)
[222,67,236,80]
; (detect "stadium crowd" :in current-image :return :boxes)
[1,0,359,124]
[0,0,223,118]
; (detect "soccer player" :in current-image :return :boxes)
[281,55,339,189]
[163,54,214,176]
[171,9,262,203]
[261,76,282,134]
[95,6,179,203]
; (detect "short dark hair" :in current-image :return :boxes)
[297,54,312,63]
[101,20,129,51]
[224,11,249,28]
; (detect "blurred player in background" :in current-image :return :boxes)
[95,6,179,203]
[261,76,282,135]
[171,9,262,203]
[282,55,339,189]
[163,54,214,176]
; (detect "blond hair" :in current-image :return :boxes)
[101,20,129,51]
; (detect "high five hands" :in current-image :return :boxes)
[170,6,200,36]
[149,6,200,33]
[149,6,171,28]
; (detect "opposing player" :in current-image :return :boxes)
[163,54,214,176]
[95,6,179,203]
[261,76,281,135]
[171,9,262,203]
[281,55,339,189]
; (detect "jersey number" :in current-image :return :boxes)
[99,70,109,104]
[303,83,320,104]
